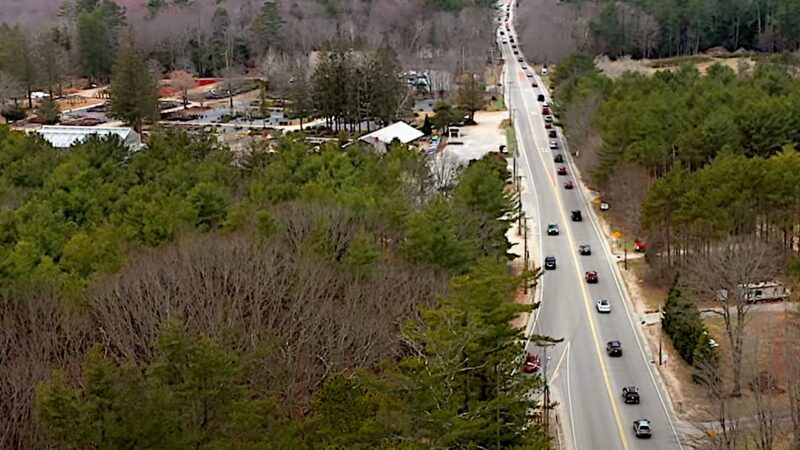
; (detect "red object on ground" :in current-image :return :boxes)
[634,240,646,252]
[523,353,540,373]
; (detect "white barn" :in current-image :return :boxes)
[35,125,142,150]
[359,121,424,153]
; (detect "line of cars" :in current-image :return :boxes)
[504,4,653,439]
[538,92,652,441]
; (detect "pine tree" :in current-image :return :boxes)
[251,1,283,53]
[109,31,159,134]
[456,73,485,123]
[661,274,705,364]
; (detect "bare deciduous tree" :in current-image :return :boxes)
[169,69,196,108]
[691,356,741,450]
[685,235,782,397]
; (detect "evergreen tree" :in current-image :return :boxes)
[366,45,403,126]
[661,274,705,364]
[251,1,283,53]
[421,115,433,135]
[109,31,159,134]
[456,73,485,122]
[37,96,61,125]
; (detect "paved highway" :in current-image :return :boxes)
[498,3,684,449]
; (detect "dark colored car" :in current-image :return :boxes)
[607,340,622,356]
[623,386,640,404]
[537,94,545,102]
[554,154,563,163]
[557,166,567,176]
[517,57,523,62]
[633,419,652,438]
[544,256,556,270]
[585,270,598,283]
[564,180,574,189]
[542,106,550,115]
[571,210,582,221]
[547,223,559,236]
[548,129,557,138]
[531,81,538,87]
[545,123,552,129]
[579,244,591,255]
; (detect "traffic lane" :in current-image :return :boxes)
[513,89,629,450]
[562,198,681,447]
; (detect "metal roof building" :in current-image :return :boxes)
[359,121,424,153]
[35,125,142,149]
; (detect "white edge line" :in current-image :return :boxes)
[560,110,686,449]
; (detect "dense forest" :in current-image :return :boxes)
[0,125,548,448]
[0,0,495,96]
[553,54,800,272]
[588,0,800,58]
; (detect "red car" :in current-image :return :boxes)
[542,106,550,114]
[585,271,599,283]
[634,239,646,253]
[564,180,574,189]
[545,123,552,129]
[557,166,568,176]
[523,353,541,373]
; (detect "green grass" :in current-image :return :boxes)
[486,98,506,111]
[505,123,517,157]
[648,55,713,68]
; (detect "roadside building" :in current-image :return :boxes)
[34,125,143,150]
[358,121,424,153]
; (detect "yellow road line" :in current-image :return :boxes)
[513,66,632,450]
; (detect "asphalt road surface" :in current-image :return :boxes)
[499,3,684,449]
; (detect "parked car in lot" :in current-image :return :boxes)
[564,180,574,189]
[554,153,563,163]
[547,223,559,236]
[557,166,567,176]
[544,256,556,270]
[541,67,549,75]
[596,299,612,313]
[571,210,582,221]
[585,270,598,283]
[622,386,640,404]
[579,244,591,255]
[633,419,652,438]
[606,340,622,356]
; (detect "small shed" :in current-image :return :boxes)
[35,125,142,150]
[359,121,424,153]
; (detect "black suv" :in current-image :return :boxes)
[554,154,563,163]
[544,256,556,270]
[607,340,623,357]
[622,386,640,404]
[571,210,582,222]
[579,244,591,255]
[537,94,545,102]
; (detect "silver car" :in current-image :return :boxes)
[549,140,559,150]
[596,299,612,313]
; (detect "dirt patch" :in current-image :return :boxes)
[596,55,758,79]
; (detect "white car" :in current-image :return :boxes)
[549,140,558,150]
[542,101,549,108]
[596,299,612,313]
[541,68,549,76]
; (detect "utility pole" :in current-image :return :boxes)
[624,240,628,270]
[517,176,523,234]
